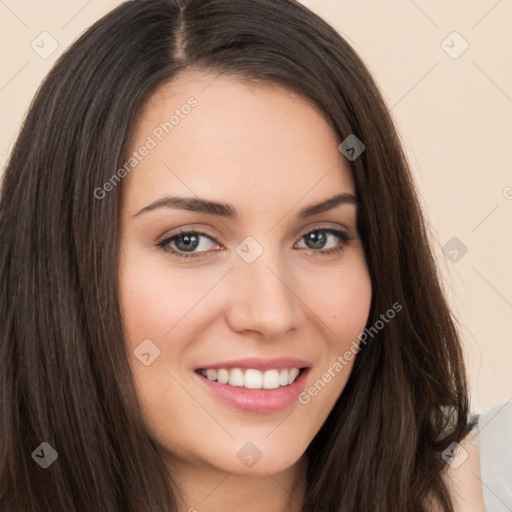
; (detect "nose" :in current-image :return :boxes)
[225,244,302,339]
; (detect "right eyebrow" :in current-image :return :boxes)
[133,195,238,219]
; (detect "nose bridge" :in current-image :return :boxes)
[227,236,300,337]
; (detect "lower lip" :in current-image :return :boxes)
[194,368,310,413]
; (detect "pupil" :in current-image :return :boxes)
[307,231,326,249]
[177,234,199,251]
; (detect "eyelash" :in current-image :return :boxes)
[156,226,353,260]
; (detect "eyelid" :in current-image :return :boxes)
[158,222,353,244]
[156,222,355,258]
[156,225,221,245]
[298,222,352,238]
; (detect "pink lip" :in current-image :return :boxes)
[195,356,311,371]
[194,367,311,413]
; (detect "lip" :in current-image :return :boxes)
[194,367,311,413]
[194,356,311,372]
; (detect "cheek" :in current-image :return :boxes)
[302,254,372,392]
[119,257,205,344]
[333,269,372,337]
[120,278,169,343]
[118,260,205,446]
[295,262,371,435]
[304,255,373,343]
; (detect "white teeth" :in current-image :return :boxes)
[263,369,280,389]
[228,368,244,387]
[217,369,229,384]
[199,367,303,389]
[205,369,217,381]
[288,368,299,385]
[244,369,263,389]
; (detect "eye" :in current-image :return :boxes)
[157,226,354,259]
[295,228,352,256]
[157,229,221,259]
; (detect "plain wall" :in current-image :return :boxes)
[1,0,511,413]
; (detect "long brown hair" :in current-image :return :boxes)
[0,0,470,510]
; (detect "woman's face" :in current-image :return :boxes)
[118,71,372,477]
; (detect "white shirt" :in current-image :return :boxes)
[478,400,512,511]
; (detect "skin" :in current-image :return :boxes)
[118,71,372,511]
[440,427,487,511]
[117,71,485,511]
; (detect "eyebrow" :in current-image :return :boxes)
[133,192,358,219]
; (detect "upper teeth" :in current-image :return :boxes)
[199,367,301,389]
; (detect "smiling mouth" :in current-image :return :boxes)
[194,367,307,390]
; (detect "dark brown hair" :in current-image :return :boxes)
[0,0,470,510]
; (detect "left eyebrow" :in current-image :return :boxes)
[298,192,358,218]
[132,192,358,219]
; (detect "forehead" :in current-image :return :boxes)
[122,71,355,216]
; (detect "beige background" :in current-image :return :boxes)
[1,0,511,413]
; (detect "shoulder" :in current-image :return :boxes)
[442,424,487,512]
[427,421,486,512]
[443,427,486,512]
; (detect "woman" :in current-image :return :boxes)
[0,0,486,510]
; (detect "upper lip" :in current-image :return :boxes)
[195,357,311,372]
